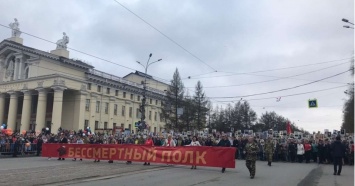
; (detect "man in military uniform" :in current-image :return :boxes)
[265,136,275,166]
[245,136,259,179]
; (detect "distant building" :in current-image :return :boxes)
[0,32,166,134]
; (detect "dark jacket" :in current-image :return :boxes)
[217,139,231,147]
[331,141,346,158]
[59,137,68,144]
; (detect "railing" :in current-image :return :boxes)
[0,143,38,156]
[88,69,166,95]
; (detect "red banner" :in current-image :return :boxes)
[42,144,236,168]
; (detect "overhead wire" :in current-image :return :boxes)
[186,61,350,88]
[112,0,217,71]
[185,57,353,80]
[202,69,351,99]
[212,85,348,102]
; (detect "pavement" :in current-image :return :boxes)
[0,157,353,186]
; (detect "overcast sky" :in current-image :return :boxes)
[0,0,353,133]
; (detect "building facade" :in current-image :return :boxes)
[0,34,167,134]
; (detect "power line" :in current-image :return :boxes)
[186,61,350,88]
[213,85,348,102]
[112,0,217,71]
[185,57,353,80]
[205,69,351,99]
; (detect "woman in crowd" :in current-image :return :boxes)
[186,136,201,169]
[297,140,305,163]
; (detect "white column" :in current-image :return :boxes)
[35,88,47,131]
[7,91,19,130]
[0,94,5,124]
[21,90,32,131]
[89,93,98,131]
[52,87,65,132]
[73,91,87,130]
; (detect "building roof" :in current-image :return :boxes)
[124,71,170,86]
[0,39,94,69]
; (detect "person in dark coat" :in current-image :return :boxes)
[288,140,297,163]
[232,137,239,159]
[217,135,231,173]
[36,136,43,156]
[331,136,346,175]
[318,140,326,164]
[13,137,20,157]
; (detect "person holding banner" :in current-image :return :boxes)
[185,136,201,169]
[217,134,231,173]
[163,134,176,147]
[143,135,154,166]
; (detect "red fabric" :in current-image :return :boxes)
[167,139,171,147]
[351,144,354,152]
[286,122,292,134]
[42,144,236,168]
[145,139,154,146]
[304,143,311,151]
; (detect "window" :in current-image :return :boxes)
[129,124,131,131]
[105,102,109,114]
[137,96,141,101]
[122,106,125,116]
[96,101,100,113]
[87,83,91,90]
[121,123,124,128]
[149,111,152,120]
[155,100,158,105]
[129,107,132,118]
[114,104,118,115]
[113,123,117,129]
[84,120,89,129]
[85,99,90,111]
[161,101,164,106]
[123,92,126,98]
[154,112,157,121]
[136,108,139,118]
[104,122,108,129]
[97,85,101,92]
[150,99,152,104]
[106,88,110,94]
[95,121,99,129]
[115,90,119,96]
[130,94,133,100]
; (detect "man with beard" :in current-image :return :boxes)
[217,135,231,173]
[245,136,259,179]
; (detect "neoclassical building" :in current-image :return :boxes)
[0,26,168,134]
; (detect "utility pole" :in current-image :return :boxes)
[136,54,162,131]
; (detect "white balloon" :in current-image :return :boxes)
[0,126,3,130]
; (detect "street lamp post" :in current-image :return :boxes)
[342,18,354,29]
[136,54,162,131]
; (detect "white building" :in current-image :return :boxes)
[0,27,168,134]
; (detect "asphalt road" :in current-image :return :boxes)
[0,157,353,186]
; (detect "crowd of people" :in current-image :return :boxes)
[1,127,354,177]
